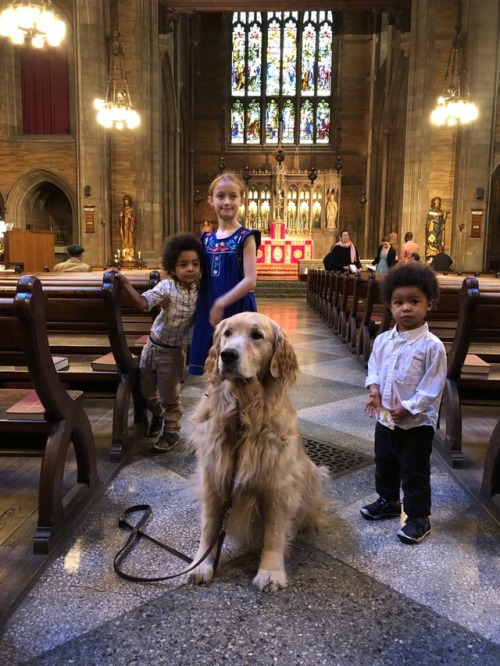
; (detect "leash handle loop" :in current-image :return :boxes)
[113,501,232,583]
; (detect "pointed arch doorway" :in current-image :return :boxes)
[6,169,76,265]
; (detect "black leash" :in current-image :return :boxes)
[113,500,232,583]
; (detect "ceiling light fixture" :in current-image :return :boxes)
[93,30,140,130]
[0,1,66,48]
[430,16,478,127]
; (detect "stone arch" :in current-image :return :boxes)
[5,170,77,247]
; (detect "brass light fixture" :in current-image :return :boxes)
[430,14,478,127]
[93,30,140,130]
[308,166,318,184]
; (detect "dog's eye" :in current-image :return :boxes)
[223,329,232,338]
[250,330,264,340]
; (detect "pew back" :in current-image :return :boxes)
[0,276,99,553]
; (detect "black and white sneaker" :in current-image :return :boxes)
[397,517,431,544]
[360,497,402,520]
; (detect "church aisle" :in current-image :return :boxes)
[1,299,499,665]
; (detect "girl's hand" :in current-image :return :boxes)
[209,299,225,327]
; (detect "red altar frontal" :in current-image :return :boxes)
[256,222,313,278]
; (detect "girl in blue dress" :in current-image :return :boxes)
[189,173,261,375]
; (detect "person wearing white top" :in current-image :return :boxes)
[360,263,447,545]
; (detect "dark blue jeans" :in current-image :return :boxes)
[374,422,434,518]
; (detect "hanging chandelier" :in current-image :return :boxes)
[430,25,478,127]
[93,31,140,130]
[0,1,66,48]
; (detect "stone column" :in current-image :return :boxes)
[74,0,112,267]
[452,0,499,271]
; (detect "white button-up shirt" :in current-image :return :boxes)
[365,322,447,430]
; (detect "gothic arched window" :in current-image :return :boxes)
[230,11,333,146]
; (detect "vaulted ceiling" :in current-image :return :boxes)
[160,1,402,12]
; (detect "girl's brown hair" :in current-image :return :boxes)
[208,172,245,197]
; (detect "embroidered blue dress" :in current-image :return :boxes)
[189,227,261,375]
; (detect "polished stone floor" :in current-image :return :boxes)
[1,299,500,665]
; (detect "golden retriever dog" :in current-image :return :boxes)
[187,311,329,592]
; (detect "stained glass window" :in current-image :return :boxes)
[230,11,334,146]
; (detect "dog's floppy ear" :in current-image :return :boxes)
[270,324,299,385]
[203,319,225,380]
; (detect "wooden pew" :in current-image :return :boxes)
[325,271,340,329]
[346,272,371,354]
[316,270,328,318]
[481,416,500,501]
[0,270,161,347]
[307,268,319,311]
[320,270,335,322]
[355,273,391,368]
[481,417,500,502]
[337,273,357,343]
[438,277,500,468]
[0,272,147,462]
[329,271,345,334]
[355,273,500,367]
[306,269,316,306]
[0,276,99,554]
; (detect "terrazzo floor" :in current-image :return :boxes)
[1,299,499,665]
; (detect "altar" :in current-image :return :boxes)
[256,221,313,279]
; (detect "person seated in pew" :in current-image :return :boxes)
[409,252,421,263]
[372,236,397,274]
[53,244,92,273]
[324,230,362,273]
[111,233,203,453]
[323,243,336,272]
[430,246,453,272]
[399,232,419,265]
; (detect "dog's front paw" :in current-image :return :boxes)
[253,568,288,592]
[187,563,214,585]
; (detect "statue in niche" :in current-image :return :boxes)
[326,190,338,230]
[119,194,135,251]
[426,197,449,259]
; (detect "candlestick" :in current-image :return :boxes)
[138,251,141,259]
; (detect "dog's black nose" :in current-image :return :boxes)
[220,348,239,364]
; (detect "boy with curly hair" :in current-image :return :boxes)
[114,233,202,452]
[361,263,447,544]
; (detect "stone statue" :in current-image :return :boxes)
[326,191,338,230]
[119,194,135,251]
[426,197,449,259]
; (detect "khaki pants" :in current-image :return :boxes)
[139,341,185,435]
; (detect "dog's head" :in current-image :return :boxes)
[204,312,299,386]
